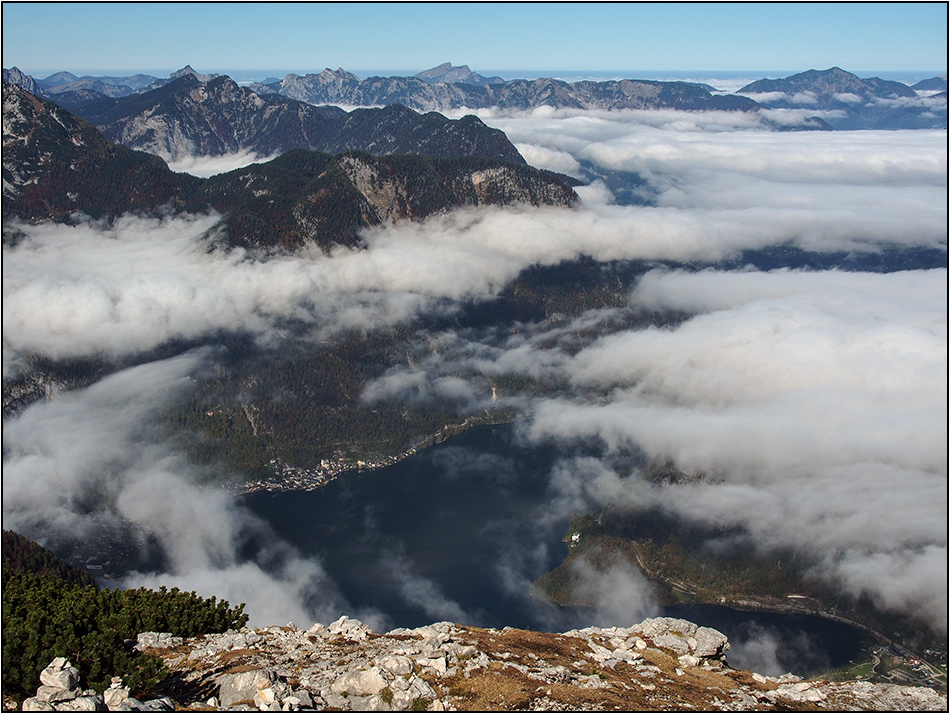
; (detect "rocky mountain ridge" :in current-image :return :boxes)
[7,64,944,133]
[738,66,947,129]
[2,81,197,221]
[15,616,947,712]
[62,74,525,164]
[2,82,578,251]
[194,150,579,251]
[413,63,505,86]
[253,69,761,114]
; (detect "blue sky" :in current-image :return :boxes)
[2,2,947,79]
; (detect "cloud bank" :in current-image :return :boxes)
[4,119,945,369]
[166,150,281,178]
[355,265,947,632]
[523,268,948,632]
[3,109,946,638]
[1,352,367,627]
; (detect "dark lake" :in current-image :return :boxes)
[243,422,868,677]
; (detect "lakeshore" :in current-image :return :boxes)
[233,411,514,494]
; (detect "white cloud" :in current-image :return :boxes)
[738,91,789,104]
[514,142,583,177]
[789,91,819,105]
[3,108,946,633]
[871,94,948,110]
[1,353,357,627]
[5,119,945,368]
[520,268,948,631]
[166,150,281,177]
[357,265,947,630]
[833,92,864,104]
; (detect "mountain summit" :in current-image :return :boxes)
[413,62,506,86]
[737,67,942,129]
[2,82,578,251]
[64,73,526,163]
[169,65,218,83]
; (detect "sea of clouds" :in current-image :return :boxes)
[2,108,946,640]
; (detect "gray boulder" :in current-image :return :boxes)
[36,685,77,704]
[133,633,182,651]
[328,615,370,641]
[39,659,80,692]
[691,626,730,659]
[217,669,277,707]
[331,667,388,696]
[103,677,130,710]
[138,697,174,712]
[52,695,107,712]
[377,654,414,676]
[652,632,691,654]
[637,617,698,639]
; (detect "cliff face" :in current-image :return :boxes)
[20,615,942,712]
[3,83,578,252]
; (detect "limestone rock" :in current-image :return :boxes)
[52,695,106,711]
[377,654,414,676]
[217,669,277,707]
[637,617,698,640]
[328,615,370,641]
[652,632,691,654]
[138,697,174,711]
[81,614,946,713]
[39,659,80,692]
[331,667,388,696]
[691,626,730,658]
[133,633,182,651]
[36,685,77,704]
[103,677,130,710]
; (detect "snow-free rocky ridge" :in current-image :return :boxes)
[17,616,946,712]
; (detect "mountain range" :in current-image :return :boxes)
[737,66,948,130]
[250,67,762,114]
[52,73,526,164]
[7,64,946,133]
[2,82,578,251]
[413,61,505,86]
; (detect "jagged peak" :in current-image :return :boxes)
[317,67,360,82]
[170,65,218,82]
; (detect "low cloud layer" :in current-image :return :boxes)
[166,150,280,177]
[4,119,945,369]
[360,267,947,631]
[1,352,365,626]
[3,110,946,638]
[525,268,948,632]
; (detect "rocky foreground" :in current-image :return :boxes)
[17,616,947,712]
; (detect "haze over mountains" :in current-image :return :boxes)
[5,63,947,132]
[2,54,947,698]
[737,66,948,129]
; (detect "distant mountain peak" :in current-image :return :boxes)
[2,67,43,95]
[318,67,361,82]
[414,62,505,86]
[170,65,218,82]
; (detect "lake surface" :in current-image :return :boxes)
[243,422,867,677]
